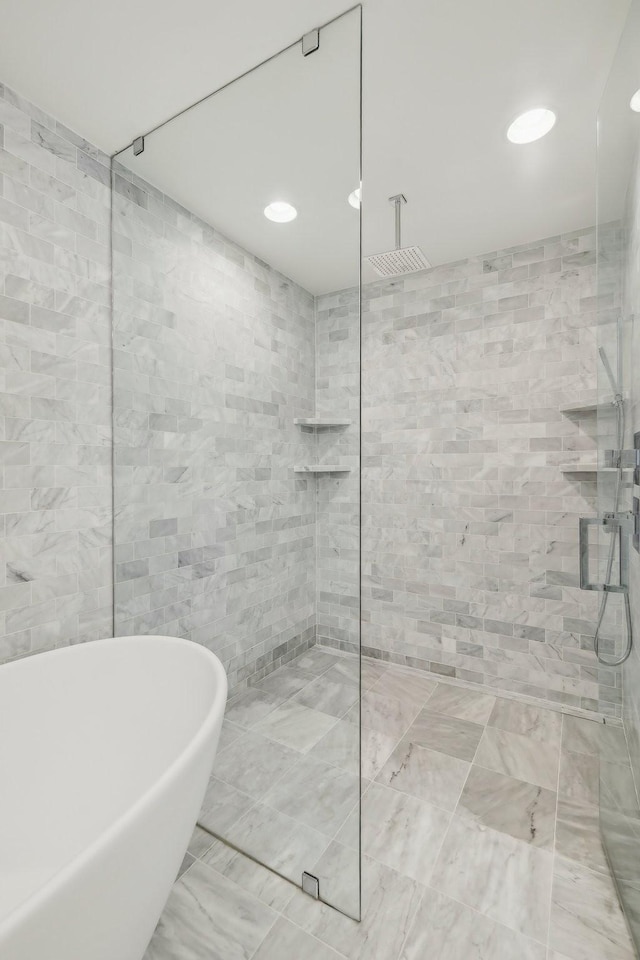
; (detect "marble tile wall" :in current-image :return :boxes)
[111,163,317,694]
[314,287,360,652]
[0,83,113,662]
[352,228,612,715]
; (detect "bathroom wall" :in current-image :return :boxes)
[111,164,317,694]
[315,228,612,716]
[0,84,113,662]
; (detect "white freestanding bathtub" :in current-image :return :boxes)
[0,635,227,960]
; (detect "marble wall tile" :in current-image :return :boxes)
[0,83,112,662]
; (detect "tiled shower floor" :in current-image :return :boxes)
[145,647,637,960]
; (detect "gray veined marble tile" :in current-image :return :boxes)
[309,840,360,918]
[475,726,559,791]
[224,687,284,728]
[292,674,360,719]
[425,682,496,725]
[555,798,609,875]
[376,735,470,811]
[549,856,636,960]
[431,816,553,942]
[558,749,599,806]
[224,801,329,886]
[216,718,245,753]
[252,699,337,752]
[291,647,340,676]
[252,918,346,960]
[253,664,317,699]
[562,715,629,763]
[403,708,485,762]
[488,698,562,748]
[283,853,423,960]
[352,689,423,742]
[212,731,298,799]
[458,764,556,849]
[202,838,296,912]
[308,716,396,780]
[600,805,640,884]
[263,754,360,838]
[144,860,276,960]
[197,775,256,836]
[338,780,450,883]
[186,824,216,860]
[367,666,438,708]
[400,887,546,960]
[600,759,640,818]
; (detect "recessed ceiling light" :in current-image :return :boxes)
[630,89,640,112]
[264,201,297,223]
[507,108,556,144]
[348,187,361,209]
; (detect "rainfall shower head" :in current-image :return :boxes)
[365,194,431,278]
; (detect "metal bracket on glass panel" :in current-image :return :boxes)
[133,136,145,156]
[302,29,320,56]
[579,513,633,593]
[604,449,639,469]
[302,872,320,899]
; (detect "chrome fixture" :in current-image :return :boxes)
[365,194,431,278]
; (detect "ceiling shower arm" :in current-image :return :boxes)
[389,194,407,251]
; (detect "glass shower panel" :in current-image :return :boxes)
[111,7,361,918]
[596,0,640,948]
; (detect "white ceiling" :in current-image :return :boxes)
[0,0,632,292]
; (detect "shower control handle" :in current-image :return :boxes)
[579,514,632,593]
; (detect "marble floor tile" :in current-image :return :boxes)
[292,674,360,719]
[562,715,629,763]
[475,726,559,790]
[600,806,640,884]
[323,659,360,688]
[555,798,608,874]
[198,776,256,835]
[361,657,389,689]
[253,664,317,700]
[252,699,337,752]
[367,667,438,709]
[216,719,245,753]
[144,860,276,960]
[350,688,422,742]
[224,802,329,885]
[376,735,470,810]
[601,759,640,818]
[431,816,553,942]
[400,886,546,960]
[187,824,216,859]
[338,780,450,883]
[615,880,640,952]
[290,647,340,676]
[309,716,396,780]
[283,854,424,960]
[252,917,347,960]
[405,708,485,762]
[425,683,496,725]
[176,852,195,880]
[202,837,296,912]
[457,765,556,849]
[310,840,361,919]
[549,856,636,960]
[212,731,298,798]
[263,754,360,838]
[488,698,562,747]
[224,688,283,728]
[558,749,599,806]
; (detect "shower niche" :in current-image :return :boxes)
[111,7,362,919]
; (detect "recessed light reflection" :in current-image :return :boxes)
[264,201,297,223]
[348,187,361,209]
[631,89,640,112]
[507,108,556,144]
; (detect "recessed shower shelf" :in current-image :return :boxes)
[560,399,615,415]
[294,465,352,474]
[561,464,631,475]
[294,418,352,427]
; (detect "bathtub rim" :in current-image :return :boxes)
[0,634,227,940]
